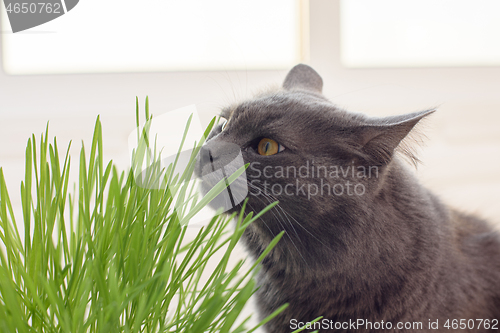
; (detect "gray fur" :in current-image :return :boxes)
[196,64,500,332]
[283,63,323,93]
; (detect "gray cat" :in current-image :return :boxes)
[196,64,500,332]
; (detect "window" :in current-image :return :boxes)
[340,0,500,68]
[1,0,306,74]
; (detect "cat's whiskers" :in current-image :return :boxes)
[248,180,335,254]
[262,191,303,244]
[247,183,289,242]
[247,202,277,244]
[246,189,294,259]
[247,181,309,267]
[280,207,335,253]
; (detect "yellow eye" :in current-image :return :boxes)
[257,138,284,156]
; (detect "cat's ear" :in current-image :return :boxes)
[283,64,323,93]
[358,109,435,165]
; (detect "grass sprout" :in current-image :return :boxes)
[0,98,285,333]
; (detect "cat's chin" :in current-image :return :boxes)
[198,181,242,214]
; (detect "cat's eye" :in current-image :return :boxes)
[257,138,285,156]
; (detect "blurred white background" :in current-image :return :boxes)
[1,0,302,73]
[1,0,500,330]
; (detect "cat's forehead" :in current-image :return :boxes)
[220,90,364,131]
[221,90,331,125]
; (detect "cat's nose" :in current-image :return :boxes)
[198,145,215,168]
[196,140,242,176]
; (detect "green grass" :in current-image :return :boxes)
[0,98,285,333]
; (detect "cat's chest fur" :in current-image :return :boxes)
[244,160,500,332]
[196,64,500,332]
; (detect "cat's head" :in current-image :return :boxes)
[195,64,433,261]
